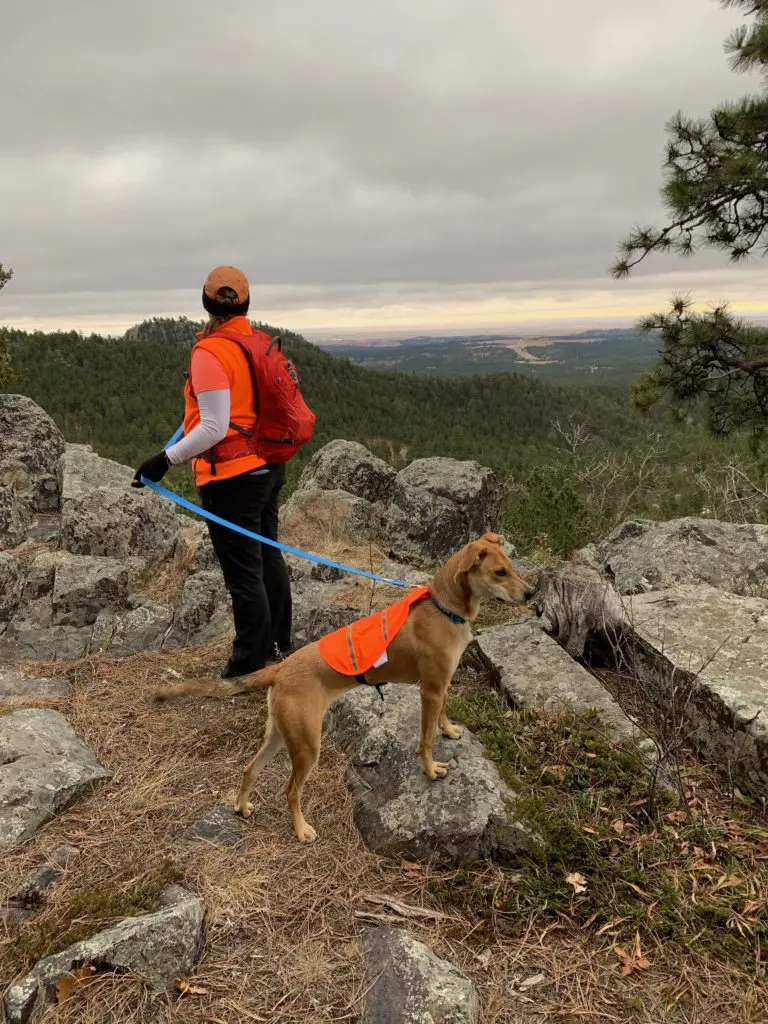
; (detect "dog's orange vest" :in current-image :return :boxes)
[318,586,430,676]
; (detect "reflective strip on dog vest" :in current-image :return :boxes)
[318,586,431,676]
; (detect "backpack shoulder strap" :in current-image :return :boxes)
[206,329,265,417]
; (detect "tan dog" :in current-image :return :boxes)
[156,533,532,844]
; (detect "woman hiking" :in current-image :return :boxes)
[132,266,315,679]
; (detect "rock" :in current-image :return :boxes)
[528,559,627,658]
[626,585,768,796]
[291,579,360,648]
[298,440,396,503]
[20,550,58,604]
[585,517,768,596]
[24,514,60,544]
[327,686,538,865]
[281,487,382,543]
[0,597,94,660]
[184,804,249,847]
[0,709,111,850]
[58,444,180,560]
[0,552,24,625]
[0,486,32,549]
[0,395,65,515]
[10,845,80,907]
[361,927,479,1024]
[384,458,501,567]
[0,665,71,703]
[4,884,204,1023]
[475,619,643,743]
[52,554,145,628]
[111,600,173,657]
[165,569,231,648]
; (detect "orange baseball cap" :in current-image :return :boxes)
[203,265,250,304]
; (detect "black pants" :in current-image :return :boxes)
[199,464,292,676]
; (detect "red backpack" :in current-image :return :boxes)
[214,327,316,465]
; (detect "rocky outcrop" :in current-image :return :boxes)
[286,441,502,568]
[298,440,396,503]
[362,927,479,1024]
[0,709,111,849]
[164,569,231,649]
[0,551,24,627]
[626,585,768,796]
[4,884,204,1024]
[0,395,65,523]
[476,618,644,744]
[281,487,382,544]
[383,458,500,566]
[327,686,539,865]
[58,444,180,560]
[0,552,158,661]
[582,517,768,596]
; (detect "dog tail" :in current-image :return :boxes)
[154,663,280,702]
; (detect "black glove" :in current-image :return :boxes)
[131,451,171,488]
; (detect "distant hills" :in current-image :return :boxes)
[317,328,660,385]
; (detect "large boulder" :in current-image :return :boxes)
[4,884,204,1024]
[52,554,145,628]
[626,585,768,797]
[298,440,396,503]
[281,487,382,544]
[384,458,501,567]
[327,686,539,865]
[476,619,643,743]
[0,486,32,549]
[0,709,111,850]
[362,927,479,1024]
[0,552,24,626]
[0,394,65,515]
[584,517,768,596]
[91,599,173,657]
[165,569,231,648]
[58,444,180,560]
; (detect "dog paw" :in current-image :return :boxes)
[425,761,450,780]
[296,823,318,844]
[234,798,254,819]
[442,722,463,740]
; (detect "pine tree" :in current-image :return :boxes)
[612,1,768,440]
[0,264,13,389]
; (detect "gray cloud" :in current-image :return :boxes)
[0,0,759,329]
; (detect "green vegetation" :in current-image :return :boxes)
[0,262,12,389]
[324,329,660,384]
[614,0,768,443]
[442,686,768,967]
[2,315,766,555]
[17,856,182,961]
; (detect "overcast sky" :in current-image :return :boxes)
[0,0,762,337]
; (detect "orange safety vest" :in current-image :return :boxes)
[318,586,430,677]
[183,316,267,487]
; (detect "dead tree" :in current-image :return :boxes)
[528,557,626,659]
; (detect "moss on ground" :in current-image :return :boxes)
[440,688,768,972]
[17,857,183,962]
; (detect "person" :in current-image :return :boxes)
[132,266,292,679]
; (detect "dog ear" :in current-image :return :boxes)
[455,543,487,578]
[480,532,504,546]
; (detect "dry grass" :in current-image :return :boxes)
[2,539,767,1022]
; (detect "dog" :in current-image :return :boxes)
[156,532,532,844]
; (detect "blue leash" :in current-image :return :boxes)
[139,424,410,588]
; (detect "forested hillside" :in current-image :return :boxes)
[1,317,762,554]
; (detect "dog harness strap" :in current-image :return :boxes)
[355,672,386,701]
[428,593,468,625]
